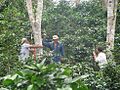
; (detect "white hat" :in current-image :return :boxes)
[53,35,59,39]
[21,38,27,44]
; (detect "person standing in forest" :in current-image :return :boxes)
[93,47,108,69]
[19,38,43,63]
[42,35,64,63]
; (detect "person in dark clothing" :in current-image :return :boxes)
[43,35,64,63]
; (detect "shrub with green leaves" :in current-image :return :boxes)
[0,59,89,90]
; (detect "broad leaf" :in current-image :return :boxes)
[27,84,33,90]
[3,79,14,86]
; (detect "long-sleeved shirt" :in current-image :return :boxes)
[20,43,31,61]
[95,52,108,68]
[43,41,64,62]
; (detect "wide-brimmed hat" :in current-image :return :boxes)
[21,38,27,44]
[53,35,59,40]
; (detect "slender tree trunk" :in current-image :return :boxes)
[25,0,35,35]
[35,0,43,54]
[25,0,43,56]
[106,0,118,61]
[106,0,118,50]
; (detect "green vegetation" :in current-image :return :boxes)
[0,0,120,90]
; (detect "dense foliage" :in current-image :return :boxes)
[0,59,120,90]
[114,1,120,64]
[0,0,30,76]
[42,0,107,62]
[0,0,120,90]
[0,60,89,90]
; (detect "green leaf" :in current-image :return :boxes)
[63,68,72,76]
[16,71,24,76]
[0,88,9,90]
[71,79,89,90]
[10,74,18,80]
[31,75,36,82]
[80,74,89,79]
[17,80,28,87]
[40,58,46,65]
[72,77,81,83]
[64,77,72,84]
[57,85,72,90]
[27,84,33,90]
[3,79,14,86]
[36,58,46,69]
[47,63,57,71]
[3,75,11,80]
[36,78,46,87]
[24,65,37,70]
[58,75,68,79]
[22,69,35,77]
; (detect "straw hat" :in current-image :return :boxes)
[21,38,27,44]
[53,35,59,40]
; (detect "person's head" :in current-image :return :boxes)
[52,35,59,43]
[96,47,104,53]
[21,38,29,44]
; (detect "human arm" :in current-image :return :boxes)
[60,44,64,57]
[29,45,43,48]
[60,44,65,60]
[42,40,51,49]
[93,51,97,61]
[59,44,64,62]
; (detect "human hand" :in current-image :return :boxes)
[92,51,96,60]
[61,57,64,63]
[92,51,96,56]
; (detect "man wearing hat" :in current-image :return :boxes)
[43,35,64,63]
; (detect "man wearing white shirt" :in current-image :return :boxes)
[93,47,108,69]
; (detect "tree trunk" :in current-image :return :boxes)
[25,0,43,56]
[35,0,43,54]
[106,0,118,61]
[106,0,118,50]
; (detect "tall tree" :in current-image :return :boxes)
[106,0,118,50]
[25,0,43,56]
